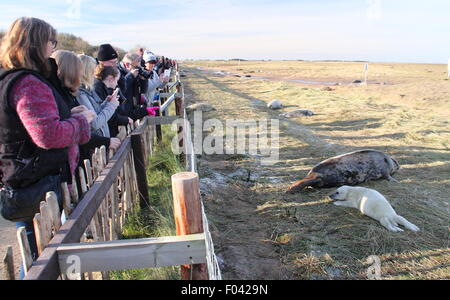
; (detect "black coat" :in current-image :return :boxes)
[117,63,149,121]
[94,79,129,137]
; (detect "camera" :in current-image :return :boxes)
[135,66,153,79]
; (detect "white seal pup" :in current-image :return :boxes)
[267,100,283,110]
[329,186,420,232]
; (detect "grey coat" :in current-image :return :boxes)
[77,86,118,138]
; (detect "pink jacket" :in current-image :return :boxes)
[10,74,91,179]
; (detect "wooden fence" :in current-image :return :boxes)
[1,66,220,280]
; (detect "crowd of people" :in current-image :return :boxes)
[0,17,176,278]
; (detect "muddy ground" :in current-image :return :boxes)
[0,216,20,279]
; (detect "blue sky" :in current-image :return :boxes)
[0,0,449,63]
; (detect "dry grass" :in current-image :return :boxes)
[182,60,449,280]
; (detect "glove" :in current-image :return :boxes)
[146,106,160,116]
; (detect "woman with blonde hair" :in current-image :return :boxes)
[0,17,93,277]
[50,51,121,162]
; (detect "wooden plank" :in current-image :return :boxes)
[167,81,179,90]
[61,182,72,216]
[33,213,44,255]
[39,201,53,248]
[57,234,206,274]
[147,116,180,126]
[100,145,107,166]
[112,176,120,239]
[46,192,62,232]
[110,184,118,240]
[78,167,88,194]
[159,92,181,98]
[24,138,132,280]
[160,93,176,113]
[17,227,33,276]
[84,160,93,187]
[70,177,79,205]
[131,132,150,208]
[128,154,136,210]
[2,246,15,280]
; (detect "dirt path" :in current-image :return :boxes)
[0,216,20,279]
[183,66,450,280]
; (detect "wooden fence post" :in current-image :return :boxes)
[175,82,184,154]
[2,246,15,280]
[131,130,150,209]
[156,100,163,143]
[171,172,208,280]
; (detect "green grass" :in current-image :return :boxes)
[111,125,185,280]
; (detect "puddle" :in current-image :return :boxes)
[195,67,388,86]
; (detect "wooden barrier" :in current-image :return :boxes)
[2,65,217,280]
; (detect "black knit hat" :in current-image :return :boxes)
[97,44,118,62]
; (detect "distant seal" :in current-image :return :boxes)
[186,103,216,112]
[287,150,400,193]
[267,100,283,110]
[280,109,314,118]
[330,186,419,232]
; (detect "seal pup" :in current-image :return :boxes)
[329,186,420,232]
[280,109,314,118]
[268,100,283,110]
[287,150,400,193]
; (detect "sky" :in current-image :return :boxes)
[0,0,449,63]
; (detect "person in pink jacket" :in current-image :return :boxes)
[0,17,93,277]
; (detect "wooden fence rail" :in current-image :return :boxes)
[1,66,219,280]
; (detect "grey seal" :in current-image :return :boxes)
[280,109,314,118]
[287,150,400,193]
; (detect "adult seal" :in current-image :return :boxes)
[287,150,400,193]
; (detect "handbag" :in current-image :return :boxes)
[0,174,62,222]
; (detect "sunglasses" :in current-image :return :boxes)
[49,39,58,49]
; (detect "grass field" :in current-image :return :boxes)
[181,60,449,280]
[111,126,183,280]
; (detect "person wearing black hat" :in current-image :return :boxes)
[96,44,119,66]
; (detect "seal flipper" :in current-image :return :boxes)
[286,176,322,194]
[382,169,399,182]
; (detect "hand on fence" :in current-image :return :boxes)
[159,73,170,83]
[109,137,121,150]
[146,106,159,116]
